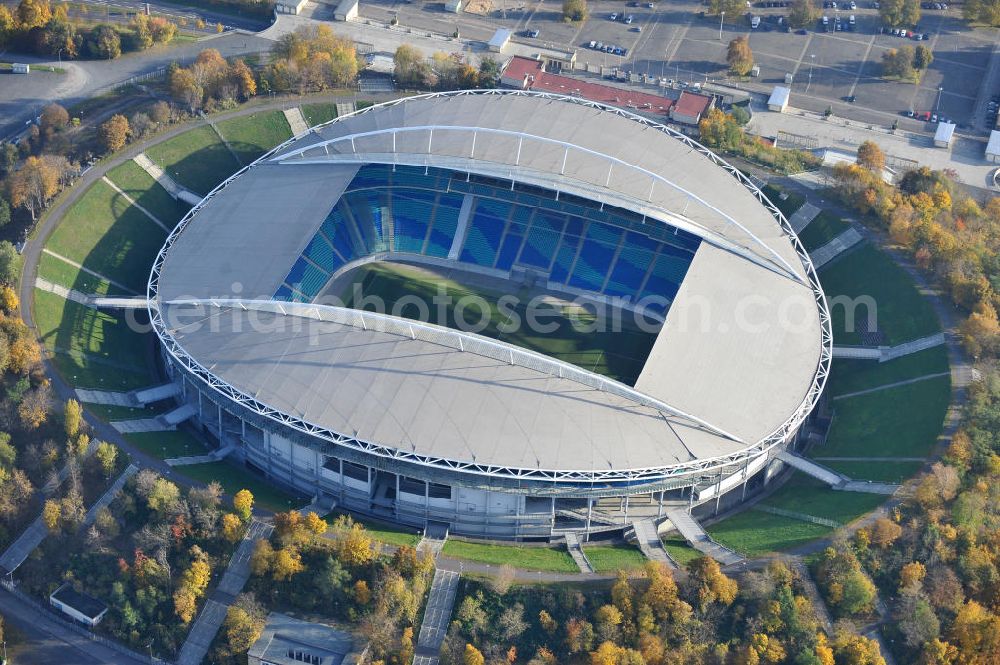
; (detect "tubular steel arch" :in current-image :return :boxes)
[147,89,833,486]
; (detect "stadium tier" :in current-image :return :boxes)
[274,165,701,317]
[150,91,831,539]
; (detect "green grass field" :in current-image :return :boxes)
[758,474,886,524]
[177,461,305,512]
[797,211,850,252]
[323,510,421,548]
[85,403,167,422]
[582,544,647,572]
[106,160,191,227]
[33,290,152,390]
[45,179,166,292]
[820,375,950,458]
[37,253,129,296]
[145,125,240,195]
[125,431,206,459]
[440,540,579,573]
[762,184,806,218]
[827,345,950,397]
[820,460,924,483]
[707,510,834,557]
[216,111,292,165]
[662,538,701,566]
[819,243,941,346]
[301,102,338,127]
[344,263,658,384]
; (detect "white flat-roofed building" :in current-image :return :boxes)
[768,86,790,112]
[934,122,956,148]
[987,130,1000,162]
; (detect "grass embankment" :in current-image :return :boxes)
[215,110,293,165]
[582,544,647,572]
[301,102,338,127]
[323,510,421,548]
[440,540,579,573]
[819,242,941,346]
[177,461,305,512]
[144,124,240,195]
[797,210,850,251]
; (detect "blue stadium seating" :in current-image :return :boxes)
[391,189,436,253]
[275,165,702,316]
[424,193,463,258]
[568,222,621,291]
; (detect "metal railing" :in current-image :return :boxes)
[147,89,832,486]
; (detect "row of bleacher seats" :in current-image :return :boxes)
[275,165,701,313]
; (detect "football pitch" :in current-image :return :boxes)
[337,262,659,385]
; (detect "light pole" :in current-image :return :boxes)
[806,54,815,92]
[57,47,64,64]
[936,86,944,112]
[719,11,725,40]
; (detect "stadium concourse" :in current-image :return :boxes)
[147,90,831,540]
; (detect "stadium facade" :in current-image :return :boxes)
[149,90,831,539]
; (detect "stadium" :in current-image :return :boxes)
[148,90,832,540]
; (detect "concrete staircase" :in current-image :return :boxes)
[628,518,676,567]
[563,532,594,573]
[414,569,460,665]
[664,508,743,566]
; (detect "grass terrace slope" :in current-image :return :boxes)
[216,110,293,165]
[144,124,240,196]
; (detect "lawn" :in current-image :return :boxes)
[37,252,129,296]
[707,510,834,557]
[145,124,240,195]
[819,243,941,346]
[216,110,292,165]
[323,510,421,548]
[797,211,851,252]
[45,179,167,292]
[820,460,925,483]
[345,262,658,384]
[301,102,338,127]
[762,184,805,218]
[106,160,191,226]
[827,345,950,397]
[758,474,886,524]
[662,537,701,566]
[125,431,207,459]
[86,402,167,422]
[33,289,152,389]
[440,540,579,573]
[820,375,951,458]
[176,461,305,512]
[582,544,647,572]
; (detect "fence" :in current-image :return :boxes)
[755,505,841,528]
[0,579,166,664]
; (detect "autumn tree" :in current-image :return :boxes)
[42,498,60,531]
[963,0,1000,25]
[95,441,117,478]
[18,382,51,429]
[789,0,819,27]
[8,155,62,219]
[727,37,754,76]
[170,67,203,110]
[563,0,588,21]
[880,0,920,25]
[709,0,746,16]
[221,512,242,542]
[224,593,266,654]
[174,546,211,623]
[882,46,916,80]
[99,114,130,153]
[86,24,121,59]
[146,477,180,514]
[17,0,52,29]
[687,556,738,611]
[233,488,253,520]
[63,399,82,439]
[329,515,376,567]
[249,538,274,576]
[857,141,886,172]
[39,103,69,136]
[464,643,485,665]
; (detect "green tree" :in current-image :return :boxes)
[17,0,52,29]
[880,0,920,25]
[63,398,81,439]
[0,198,10,229]
[964,0,1000,25]
[914,44,934,70]
[87,24,121,59]
[0,242,22,285]
[882,46,916,80]
[95,441,117,478]
[789,0,819,27]
[709,0,746,16]
[562,0,588,21]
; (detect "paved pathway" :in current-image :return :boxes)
[101,176,171,232]
[132,153,202,206]
[832,332,947,361]
[34,277,92,307]
[833,371,952,400]
[176,520,274,665]
[283,106,309,135]
[777,451,847,486]
[564,532,594,573]
[41,249,137,295]
[809,227,864,268]
[82,464,138,527]
[788,202,820,233]
[414,569,460,664]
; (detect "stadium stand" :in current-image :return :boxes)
[275,165,702,306]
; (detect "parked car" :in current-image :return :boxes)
[751,14,760,27]
[625,13,634,23]
[609,12,617,20]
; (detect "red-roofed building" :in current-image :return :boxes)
[670,90,714,126]
[499,56,675,118]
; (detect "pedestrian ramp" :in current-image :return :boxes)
[415,569,460,661]
[563,532,594,573]
[788,202,820,233]
[777,451,848,486]
[809,228,863,268]
[628,518,676,568]
[664,509,743,566]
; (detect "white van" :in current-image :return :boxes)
[751,15,761,27]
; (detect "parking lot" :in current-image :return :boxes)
[361,0,1000,134]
